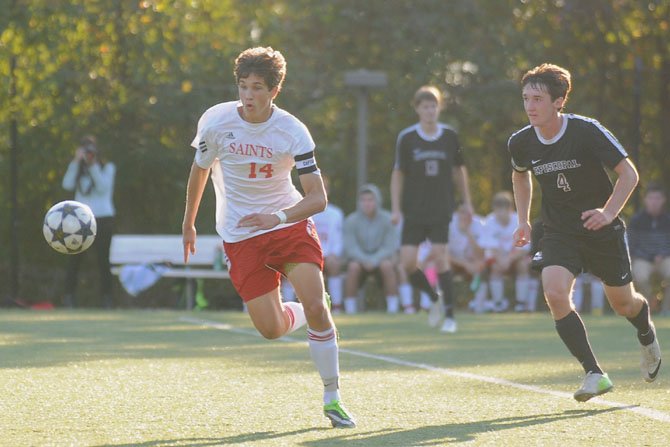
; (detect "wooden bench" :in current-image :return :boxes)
[110,234,230,309]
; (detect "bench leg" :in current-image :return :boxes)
[185,279,195,310]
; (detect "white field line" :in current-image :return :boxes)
[179,316,670,424]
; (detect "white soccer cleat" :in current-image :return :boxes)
[640,329,662,383]
[440,317,458,334]
[573,372,613,402]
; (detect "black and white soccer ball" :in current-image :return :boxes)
[43,200,97,254]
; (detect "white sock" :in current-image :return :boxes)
[515,275,530,307]
[344,297,357,314]
[472,282,489,313]
[281,281,296,302]
[526,278,539,312]
[327,276,343,307]
[490,277,505,302]
[386,295,400,313]
[399,283,413,308]
[307,326,340,404]
[419,292,432,310]
[283,302,307,334]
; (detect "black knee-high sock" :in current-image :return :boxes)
[438,271,454,318]
[409,269,438,302]
[555,311,603,374]
[627,300,655,345]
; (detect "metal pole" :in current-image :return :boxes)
[8,44,19,304]
[356,88,368,191]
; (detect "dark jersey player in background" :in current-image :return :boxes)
[391,85,472,334]
[509,63,661,402]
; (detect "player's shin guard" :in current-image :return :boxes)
[284,302,307,334]
[409,269,438,302]
[438,271,455,318]
[627,300,655,345]
[555,311,602,374]
[308,327,341,404]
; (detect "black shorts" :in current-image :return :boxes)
[541,226,632,287]
[401,221,450,246]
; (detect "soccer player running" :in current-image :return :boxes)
[509,63,662,401]
[182,47,355,428]
[391,86,473,333]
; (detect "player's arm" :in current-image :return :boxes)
[390,169,403,225]
[453,166,473,214]
[512,169,533,247]
[182,162,210,263]
[237,172,327,231]
[582,158,639,231]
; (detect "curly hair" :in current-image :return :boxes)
[234,47,286,91]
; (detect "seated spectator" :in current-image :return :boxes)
[628,182,670,315]
[478,191,531,312]
[449,202,486,299]
[343,184,399,314]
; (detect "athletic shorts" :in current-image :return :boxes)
[401,221,450,246]
[541,225,632,287]
[223,219,323,302]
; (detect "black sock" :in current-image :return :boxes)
[438,271,454,318]
[409,269,438,302]
[627,300,655,345]
[555,311,603,375]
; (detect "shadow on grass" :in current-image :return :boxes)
[90,407,630,447]
[300,407,628,446]
[92,427,328,447]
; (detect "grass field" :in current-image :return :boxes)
[1,310,669,447]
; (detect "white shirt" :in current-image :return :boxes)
[479,211,527,254]
[62,161,116,218]
[312,204,344,257]
[191,101,316,242]
[448,213,485,260]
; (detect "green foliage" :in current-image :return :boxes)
[1,0,669,299]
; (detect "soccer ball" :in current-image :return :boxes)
[43,200,97,254]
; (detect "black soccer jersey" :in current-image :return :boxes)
[508,114,628,236]
[394,123,464,224]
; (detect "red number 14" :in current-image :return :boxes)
[248,162,274,178]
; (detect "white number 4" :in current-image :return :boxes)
[557,173,571,192]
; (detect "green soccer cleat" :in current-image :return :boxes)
[573,372,613,402]
[324,400,356,428]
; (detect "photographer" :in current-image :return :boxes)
[61,135,116,308]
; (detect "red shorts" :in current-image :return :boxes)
[223,219,323,302]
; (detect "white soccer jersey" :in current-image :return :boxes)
[448,213,485,260]
[478,212,527,254]
[191,101,318,242]
[312,204,344,257]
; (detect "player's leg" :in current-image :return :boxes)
[401,244,438,301]
[246,287,303,339]
[590,227,661,382]
[288,262,355,428]
[543,265,612,401]
[379,258,399,313]
[603,282,661,382]
[512,254,531,312]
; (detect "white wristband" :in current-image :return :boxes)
[274,210,287,225]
